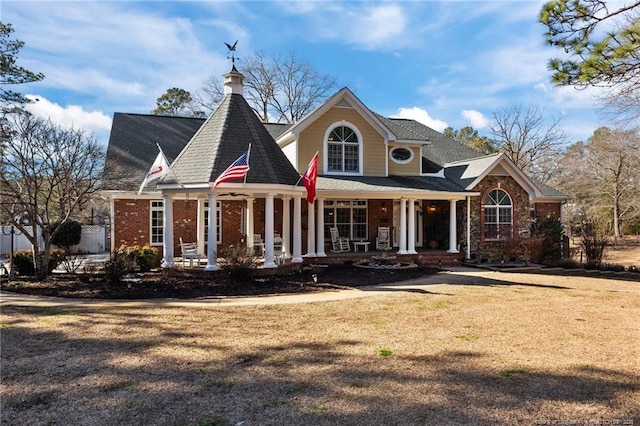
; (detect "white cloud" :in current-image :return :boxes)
[462,110,490,128]
[25,95,112,135]
[392,107,448,132]
[306,3,408,50]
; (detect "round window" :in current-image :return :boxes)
[390,147,413,164]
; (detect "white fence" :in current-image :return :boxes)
[0,225,107,257]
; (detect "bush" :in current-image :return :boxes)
[104,250,136,283]
[117,245,160,272]
[48,220,82,253]
[219,245,258,282]
[578,221,608,266]
[532,216,563,264]
[12,249,65,276]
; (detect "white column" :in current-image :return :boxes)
[316,197,326,257]
[398,198,408,254]
[292,195,303,263]
[264,193,277,268]
[246,197,255,252]
[197,198,205,255]
[307,201,316,257]
[407,198,417,254]
[161,193,175,268]
[204,194,219,271]
[466,196,471,260]
[282,196,291,259]
[448,199,459,253]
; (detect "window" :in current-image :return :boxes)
[323,200,367,240]
[204,200,222,245]
[483,189,512,240]
[390,147,413,164]
[150,200,163,245]
[326,125,360,174]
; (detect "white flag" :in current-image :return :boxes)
[138,150,170,194]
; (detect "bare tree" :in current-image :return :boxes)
[194,51,338,123]
[0,111,104,277]
[490,104,567,182]
[584,127,640,237]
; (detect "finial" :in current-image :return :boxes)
[224,40,238,64]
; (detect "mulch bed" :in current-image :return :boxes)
[0,264,438,299]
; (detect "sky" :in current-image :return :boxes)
[3,0,615,148]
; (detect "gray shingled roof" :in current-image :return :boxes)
[102,113,205,191]
[163,93,301,186]
[263,122,292,140]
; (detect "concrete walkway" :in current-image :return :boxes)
[1,267,625,309]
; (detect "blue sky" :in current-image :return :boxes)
[4,1,612,147]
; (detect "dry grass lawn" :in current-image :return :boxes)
[1,270,639,425]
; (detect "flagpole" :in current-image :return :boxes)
[243,144,252,184]
[295,151,319,186]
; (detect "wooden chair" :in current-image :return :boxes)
[179,237,202,267]
[253,234,264,256]
[376,226,390,251]
[330,227,350,253]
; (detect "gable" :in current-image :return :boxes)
[297,105,387,176]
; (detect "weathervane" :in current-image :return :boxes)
[224,40,238,64]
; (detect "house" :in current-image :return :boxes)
[101,65,567,269]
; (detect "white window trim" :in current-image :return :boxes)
[150,200,163,246]
[483,188,513,241]
[204,200,222,245]
[323,121,364,176]
[389,146,414,164]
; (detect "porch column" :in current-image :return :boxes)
[161,193,175,268]
[282,196,291,259]
[466,196,471,260]
[197,198,206,255]
[264,193,277,268]
[448,199,459,253]
[292,195,303,263]
[246,197,255,252]
[307,201,316,257]
[316,197,326,257]
[398,198,408,254]
[407,198,417,254]
[204,193,219,271]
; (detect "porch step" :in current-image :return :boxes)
[305,251,463,268]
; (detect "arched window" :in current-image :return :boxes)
[483,188,512,240]
[326,124,360,174]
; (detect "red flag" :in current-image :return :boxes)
[211,151,250,188]
[301,153,318,203]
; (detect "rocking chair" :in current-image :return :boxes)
[330,227,350,253]
[376,226,391,251]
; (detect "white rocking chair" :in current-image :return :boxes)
[330,227,350,253]
[376,226,390,251]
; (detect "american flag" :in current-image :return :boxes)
[211,151,250,188]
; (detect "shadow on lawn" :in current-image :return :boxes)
[2,305,638,425]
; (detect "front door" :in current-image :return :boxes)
[392,200,424,248]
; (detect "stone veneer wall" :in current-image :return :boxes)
[469,175,532,262]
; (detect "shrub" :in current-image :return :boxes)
[11,249,65,276]
[48,220,82,253]
[578,220,608,266]
[104,250,136,283]
[125,245,160,272]
[118,245,160,272]
[219,245,258,282]
[532,216,563,264]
